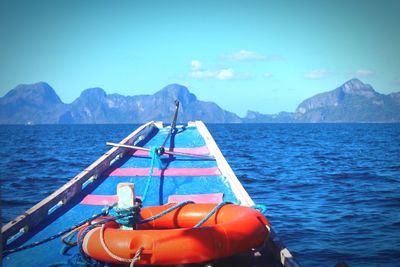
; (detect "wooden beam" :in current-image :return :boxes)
[196,121,301,267]
[195,121,255,207]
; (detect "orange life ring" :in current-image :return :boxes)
[79,203,270,265]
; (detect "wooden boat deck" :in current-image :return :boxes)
[2,121,300,267]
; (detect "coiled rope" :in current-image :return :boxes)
[77,200,195,265]
[4,197,236,267]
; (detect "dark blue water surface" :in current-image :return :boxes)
[1,124,399,267]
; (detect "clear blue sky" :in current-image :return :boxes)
[1,0,399,116]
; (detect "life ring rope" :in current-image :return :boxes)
[79,202,270,265]
[193,201,230,228]
[93,201,233,265]
[77,200,197,265]
[99,224,143,267]
[3,199,268,267]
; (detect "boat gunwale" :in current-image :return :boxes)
[195,121,254,207]
[1,121,157,247]
[195,121,301,267]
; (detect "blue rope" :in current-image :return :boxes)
[141,147,166,203]
[111,203,141,227]
[194,202,231,228]
[77,200,194,264]
[60,230,78,256]
[4,199,231,263]
[139,200,194,224]
[77,200,221,264]
[2,206,113,256]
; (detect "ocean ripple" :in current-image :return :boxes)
[1,123,399,266]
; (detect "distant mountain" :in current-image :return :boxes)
[244,110,294,123]
[0,82,67,124]
[1,79,399,124]
[0,83,241,124]
[242,79,400,123]
[294,79,400,122]
[389,91,400,104]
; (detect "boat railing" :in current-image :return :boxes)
[1,121,157,249]
[195,121,255,207]
[195,120,301,267]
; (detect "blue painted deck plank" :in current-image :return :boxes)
[144,126,206,148]
[117,156,217,168]
[3,125,239,267]
[90,175,238,206]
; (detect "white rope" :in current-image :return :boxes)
[130,246,143,267]
[99,224,143,266]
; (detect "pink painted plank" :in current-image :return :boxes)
[81,195,118,206]
[104,167,221,177]
[168,193,224,204]
[129,146,210,157]
[81,193,223,206]
[81,195,143,206]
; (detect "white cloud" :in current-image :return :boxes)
[223,50,283,61]
[216,69,235,80]
[264,72,273,78]
[305,69,328,79]
[190,68,236,80]
[189,59,237,80]
[191,60,202,70]
[355,69,373,77]
[190,70,215,79]
[224,50,265,61]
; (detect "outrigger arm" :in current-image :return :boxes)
[106,142,215,160]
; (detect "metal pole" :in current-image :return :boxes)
[161,100,180,151]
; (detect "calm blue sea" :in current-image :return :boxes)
[1,124,399,267]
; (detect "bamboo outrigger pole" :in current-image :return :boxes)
[108,100,215,160]
[106,142,215,160]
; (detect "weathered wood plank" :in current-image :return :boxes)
[1,121,156,245]
[196,121,301,267]
[195,121,255,207]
